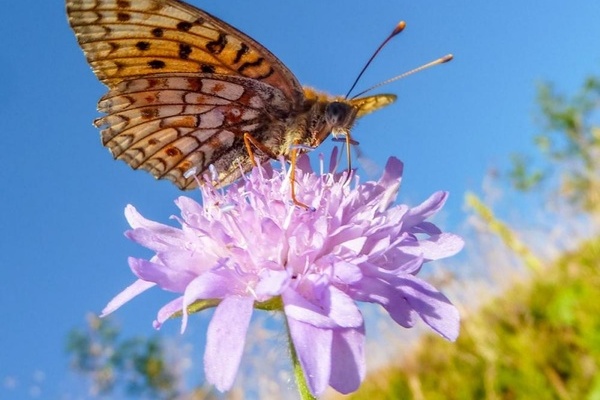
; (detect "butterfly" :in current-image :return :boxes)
[66,0,397,193]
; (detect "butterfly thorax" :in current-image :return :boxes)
[280,87,358,156]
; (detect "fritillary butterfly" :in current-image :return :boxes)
[66,0,397,190]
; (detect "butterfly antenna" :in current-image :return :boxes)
[344,21,407,99]
[350,54,453,99]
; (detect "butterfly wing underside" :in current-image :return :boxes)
[66,0,304,188]
[95,73,293,188]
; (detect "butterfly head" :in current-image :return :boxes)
[323,101,358,139]
[325,101,357,133]
[302,89,360,149]
[306,100,357,149]
[297,88,395,151]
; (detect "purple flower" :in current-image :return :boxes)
[102,150,464,396]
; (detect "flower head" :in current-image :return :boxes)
[102,150,464,396]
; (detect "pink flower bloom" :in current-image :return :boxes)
[102,150,464,396]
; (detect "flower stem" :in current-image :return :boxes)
[284,317,316,400]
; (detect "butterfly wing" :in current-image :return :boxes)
[66,0,304,103]
[94,73,292,189]
[67,0,305,188]
[351,94,396,118]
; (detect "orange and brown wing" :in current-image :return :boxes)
[94,73,292,189]
[66,0,304,103]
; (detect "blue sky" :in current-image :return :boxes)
[1,1,599,398]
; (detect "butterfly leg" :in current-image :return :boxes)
[242,133,310,209]
[289,142,312,210]
[333,132,358,183]
[243,132,278,166]
[345,132,354,173]
[332,131,359,170]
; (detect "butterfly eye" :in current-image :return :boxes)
[325,102,353,127]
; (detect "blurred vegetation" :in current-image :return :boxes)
[67,74,599,398]
[67,314,219,399]
[509,77,600,213]
[465,193,543,273]
[67,314,181,399]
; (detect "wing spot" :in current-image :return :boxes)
[185,77,203,91]
[187,78,202,92]
[178,43,192,59]
[238,58,274,79]
[176,21,193,32]
[200,64,215,73]
[148,60,166,69]
[136,41,150,51]
[141,108,159,119]
[233,43,249,64]
[113,60,125,71]
[211,82,225,94]
[151,28,164,37]
[226,108,243,123]
[116,0,130,8]
[166,147,182,157]
[206,33,227,55]
[117,12,130,22]
[146,79,159,88]
[207,135,224,149]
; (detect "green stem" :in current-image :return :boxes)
[284,316,316,400]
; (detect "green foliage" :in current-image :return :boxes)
[343,237,600,400]
[509,76,600,213]
[508,154,544,191]
[66,315,183,399]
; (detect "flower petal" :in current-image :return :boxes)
[400,233,465,261]
[255,268,289,297]
[283,286,362,328]
[124,204,169,230]
[404,191,448,228]
[153,297,183,329]
[349,276,417,328]
[124,205,187,252]
[204,296,254,392]
[128,257,195,292]
[287,317,332,396]
[331,261,363,285]
[101,278,155,317]
[397,275,460,341]
[107,150,463,397]
[329,326,366,394]
[380,157,404,185]
[181,270,245,332]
